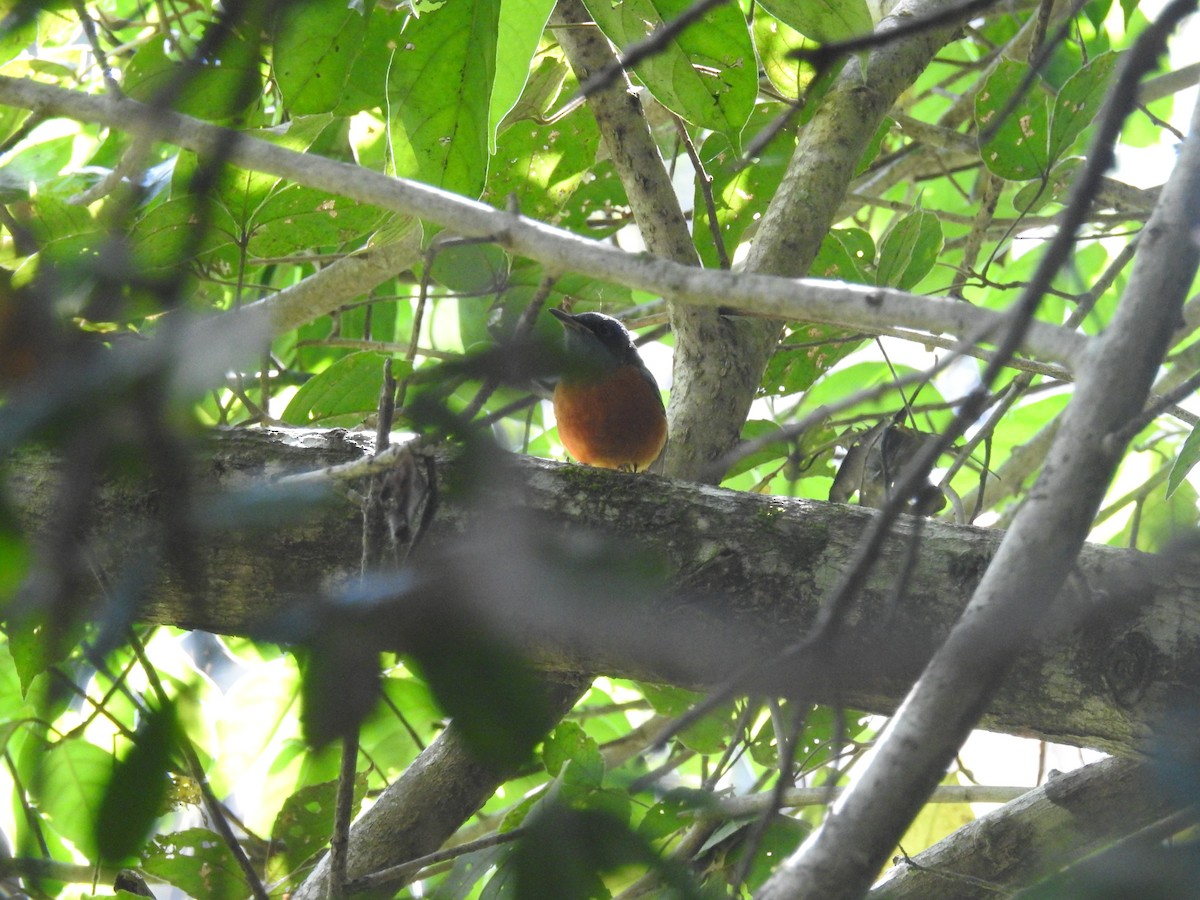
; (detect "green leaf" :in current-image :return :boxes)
[273,0,371,115]
[510,804,704,900]
[271,774,368,872]
[731,815,812,890]
[756,0,873,42]
[542,721,604,793]
[0,134,75,194]
[122,29,263,122]
[130,195,239,273]
[30,738,113,858]
[0,639,29,724]
[0,7,36,68]
[1049,52,1122,164]
[246,185,387,258]
[96,700,177,863]
[281,352,409,426]
[8,613,84,696]
[876,210,943,290]
[428,242,511,296]
[1168,424,1200,499]
[1118,476,1198,552]
[386,0,501,197]
[581,0,756,139]
[812,227,874,283]
[638,682,700,716]
[636,687,739,755]
[692,103,797,268]
[638,790,717,841]
[676,700,738,755]
[412,631,554,771]
[977,59,1051,181]
[485,105,611,235]
[141,828,248,900]
[338,5,408,115]
[761,323,865,396]
[499,56,570,132]
[489,0,558,151]
[0,499,29,606]
[1012,157,1082,214]
[752,9,814,98]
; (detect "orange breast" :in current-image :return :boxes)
[553,365,667,472]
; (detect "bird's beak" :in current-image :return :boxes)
[549,307,587,333]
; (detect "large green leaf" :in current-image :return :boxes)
[122,28,263,122]
[1012,157,1082,214]
[581,0,756,139]
[1049,51,1122,164]
[29,738,113,858]
[542,721,604,787]
[0,134,75,196]
[1118,476,1198,552]
[281,352,409,427]
[246,184,387,258]
[489,0,558,152]
[977,59,1051,181]
[130,195,240,273]
[339,5,410,115]
[753,8,814,97]
[0,6,36,67]
[756,0,874,42]
[272,0,372,115]
[485,98,612,235]
[385,0,501,196]
[812,227,874,283]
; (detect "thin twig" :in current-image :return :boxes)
[328,733,358,899]
[673,115,730,269]
[73,0,121,94]
[343,826,528,894]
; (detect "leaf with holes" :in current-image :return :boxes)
[581,0,756,139]
[757,0,873,42]
[1049,52,1123,164]
[386,0,501,197]
[977,59,1051,181]
[273,0,371,115]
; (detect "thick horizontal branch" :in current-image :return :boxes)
[7,428,1198,757]
[0,76,1086,368]
[869,757,1180,899]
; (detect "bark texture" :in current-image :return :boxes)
[869,757,1180,899]
[8,427,1198,759]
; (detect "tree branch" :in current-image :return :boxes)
[757,9,1200,896]
[8,428,1198,760]
[869,758,1181,899]
[0,75,1085,368]
[291,676,590,899]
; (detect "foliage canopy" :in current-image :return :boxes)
[1,0,1199,897]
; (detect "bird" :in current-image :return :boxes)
[549,307,667,472]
